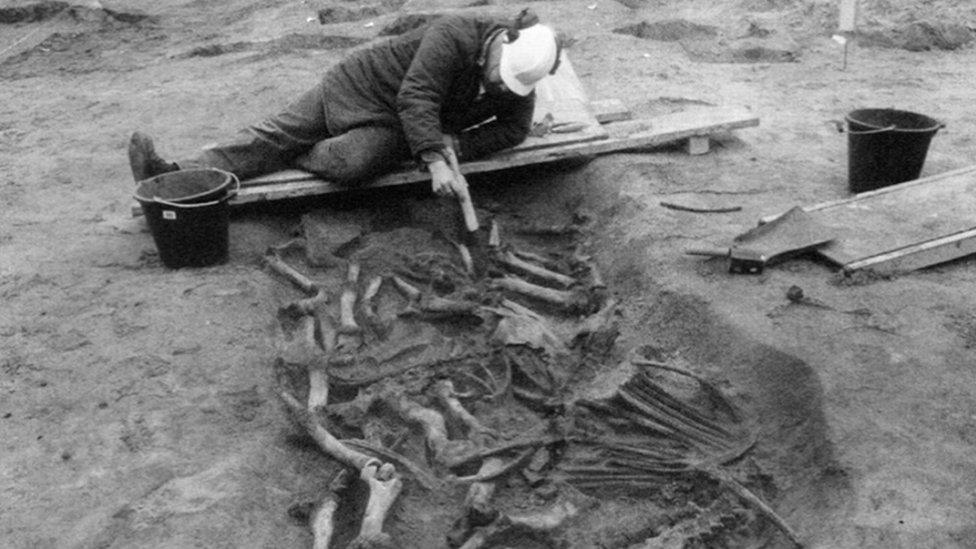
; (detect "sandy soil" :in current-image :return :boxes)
[2,0,976,547]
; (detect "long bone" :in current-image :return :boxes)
[264,248,319,295]
[447,457,505,547]
[346,462,404,549]
[336,262,362,354]
[495,250,576,289]
[360,275,391,340]
[310,470,350,549]
[277,389,379,472]
[491,276,593,313]
[389,275,482,319]
[392,395,475,468]
[433,379,498,443]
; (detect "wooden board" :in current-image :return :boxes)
[131,105,757,215]
[230,106,759,205]
[779,165,976,273]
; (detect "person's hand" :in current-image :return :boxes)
[427,158,456,197]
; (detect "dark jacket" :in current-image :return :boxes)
[321,15,535,161]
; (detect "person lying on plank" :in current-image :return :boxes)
[128,9,560,198]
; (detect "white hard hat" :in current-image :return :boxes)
[499,24,558,96]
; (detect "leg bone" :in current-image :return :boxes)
[347,462,404,549]
[495,251,576,289]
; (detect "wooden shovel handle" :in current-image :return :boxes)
[445,148,479,232]
[684,247,730,258]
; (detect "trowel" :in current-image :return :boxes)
[685,206,836,274]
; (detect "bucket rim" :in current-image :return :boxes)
[845,108,943,133]
[134,170,239,207]
[133,168,236,203]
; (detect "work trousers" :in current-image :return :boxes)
[180,79,412,184]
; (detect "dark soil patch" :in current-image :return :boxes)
[179,33,368,59]
[614,19,719,42]
[858,21,974,51]
[681,38,799,63]
[0,2,151,25]
[0,26,168,78]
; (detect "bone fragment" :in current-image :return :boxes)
[488,220,500,248]
[264,249,319,295]
[496,251,576,289]
[512,249,562,271]
[347,462,403,549]
[310,495,338,549]
[402,294,481,319]
[458,500,579,549]
[280,289,328,318]
[360,276,391,340]
[491,276,590,312]
[707,467,804,548]
[455,242,474,275]
[448,457,505,547]
[338,262,362,335]
[393,395,474,467]
[277,389,377,472]
[298,313,329,413]
[434,380,497,442]
[390,275,421,302]
[464,458,504,521]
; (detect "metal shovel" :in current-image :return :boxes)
[685,207,836,274]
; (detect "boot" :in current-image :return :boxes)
[128,131,179,183]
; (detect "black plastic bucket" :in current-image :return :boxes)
[844,108,943,193]
[134,168,234,204]
[133,169,239,269]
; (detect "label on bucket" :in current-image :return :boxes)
[162,210,177,220]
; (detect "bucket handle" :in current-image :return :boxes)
[831,119,896,134]
[831,119,947,134]
[152,171,240,208]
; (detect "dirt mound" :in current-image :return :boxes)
[178,34,369,60]
[614,17,799,63]
[0,2,151,25]
[859,21,974,51]
[614,19,718,42]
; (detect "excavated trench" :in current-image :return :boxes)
[260,166,849,548]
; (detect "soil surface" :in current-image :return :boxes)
[2,0,976,548]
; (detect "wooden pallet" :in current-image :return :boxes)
[771,165,976,274]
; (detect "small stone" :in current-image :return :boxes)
[786,285,804,302]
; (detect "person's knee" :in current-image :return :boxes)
[296,129,408,184]
[300,141,377,183]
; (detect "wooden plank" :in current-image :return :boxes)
[133,106,756,214]
[231,106,758,205]
[589,99,632,124]
[762,165,976,273]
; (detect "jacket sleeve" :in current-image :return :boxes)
[454,93,534,160]
[396,18,471,159]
